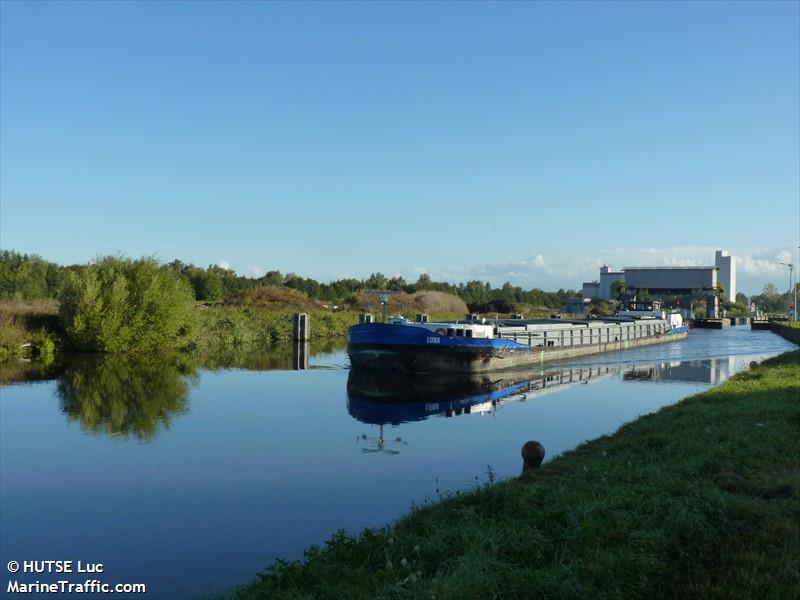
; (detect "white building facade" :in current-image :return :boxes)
[582,250,737,302]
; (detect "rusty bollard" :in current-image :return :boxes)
[521,441,545,473]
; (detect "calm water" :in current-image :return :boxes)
[0,328,795,599]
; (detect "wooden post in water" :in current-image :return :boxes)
[292,312,310,341]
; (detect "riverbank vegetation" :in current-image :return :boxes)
[0,251,574,358]
[3,250,798,358]
[58,257,196,352]
[228,350,800,599]
[1,251,574,313]
[0,299,59,362]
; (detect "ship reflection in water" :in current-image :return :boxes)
[347,357,739,433]
[347,366,617,431]
[623,357,737,385]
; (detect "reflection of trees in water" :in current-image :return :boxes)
[198,344,296,371]
[197,340,344,371]
[5,340,346,440]
[56,354,197,442]
[0,359,61,385]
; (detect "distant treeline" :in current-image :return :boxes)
[0,250,577,312]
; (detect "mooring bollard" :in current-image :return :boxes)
[359,313,374,324]
[292,312,310,341]
[521,441,545,472]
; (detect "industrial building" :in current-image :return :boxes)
[581,266,625,301]
[581,250,737,305]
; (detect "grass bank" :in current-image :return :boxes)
[228,350,800,599]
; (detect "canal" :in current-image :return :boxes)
[0,327,795,598]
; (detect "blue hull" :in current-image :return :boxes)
[347,323,525,350]
[667,325,689,334]
[347,323,529,373]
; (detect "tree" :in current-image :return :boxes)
[735,292,748,305]
[260,271,283,287]
[59,256,196,352]
[365,273,388,290]
[0,251,57,299]
[414,273,433,291]
[195,271,224,301]
[386,275,407,291]
[610,280,626,301]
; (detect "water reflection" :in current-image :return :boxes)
[347,357,742,428]
[347,367,614,426]
[292,341,309,370]
[623,357,736,384]
[0,358,61,386]
[56,354,196,442]
[0,342,344,443]
[356,425,408,455]
[194,340,332,371]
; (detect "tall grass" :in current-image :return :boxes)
[0,299,59,362]
[190,308,358,350]
[191,307,468,351]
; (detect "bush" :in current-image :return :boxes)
[58,257,195,352]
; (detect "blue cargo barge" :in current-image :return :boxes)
[347,304,688,374]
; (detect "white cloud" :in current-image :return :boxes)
[215,260,232,271]
[413,244,798,294]
[248,265,265,277]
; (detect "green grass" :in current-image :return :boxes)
[190,308,465,351]
[227,350,800,599]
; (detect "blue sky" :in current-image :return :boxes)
[1,1,798,293]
